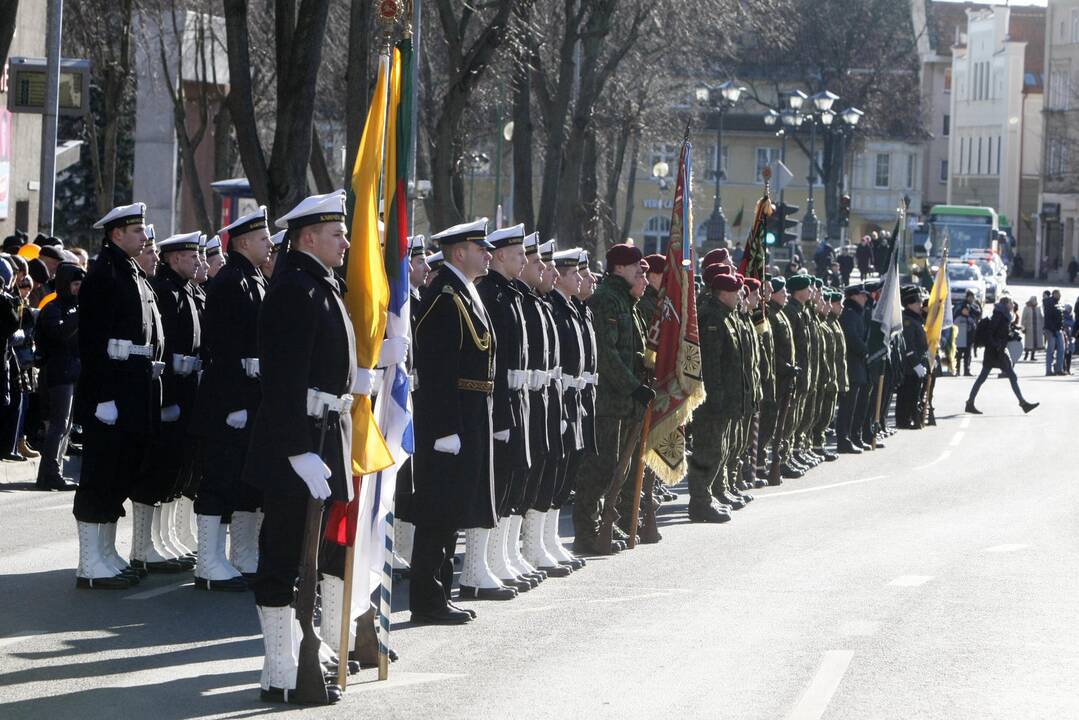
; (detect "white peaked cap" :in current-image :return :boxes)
[275,190,347,228]
[93,202,146,230]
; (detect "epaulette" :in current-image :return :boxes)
[442,284,455,295]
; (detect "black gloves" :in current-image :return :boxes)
[632,384,656,407]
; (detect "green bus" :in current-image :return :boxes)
[912,205,1003,271]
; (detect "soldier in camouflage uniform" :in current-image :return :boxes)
[781,274,814,474]
[810,285,839,462]
[763,277,799,482]
[814,290,847,455]
[752,277,776,484]
[684,268,747,523]
[733,277,763,495]
[571,244,653,555]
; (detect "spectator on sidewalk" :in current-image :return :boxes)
[1021,295,1043,362]
[955,303,977,376]
[0,258,26,462]
[34,262,83,491]
[855,236,874,278]
[837,252,854,286]
[1043,289,1065,375]
[1064,304,1075,374]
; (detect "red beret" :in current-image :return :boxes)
[710,272,743,292]
[743,277,761,292]
[605,243,643,269]
[644,253,666,275]
[702,263,732,285]
[702,248,730,268]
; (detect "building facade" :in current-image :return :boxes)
[1038,0,1079,279]
[948,5,1045,263]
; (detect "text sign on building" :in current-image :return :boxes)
[6,58,91,116]
[642,198,675,210]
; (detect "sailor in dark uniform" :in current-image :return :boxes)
[895,284,929,429]
[191,208,272,590]
[261,230,286,277]
[204,234,225,279]
[243,191,362,705]
[471,224,531,596]
[72,203,165,589]
[410,219,498,624]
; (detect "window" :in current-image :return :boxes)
[874,153,890,188]
[940,159,949,183]
[1049,138,1069,176]
[977,137,983,174]
[649,143,678,168]
[987,136,993,175]
[755,147,780,182]
[906,153,916,189]
[942,114,950,137]
[973,63,980,100]
[705,144,729,178]
[1050,68,1071,110]
[642,215,672,256]
[996,136,1002,174]
[944,67,952,93]
[1072,8,1079,43]
[967,136,973,174]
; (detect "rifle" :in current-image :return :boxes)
[293,406,332,704]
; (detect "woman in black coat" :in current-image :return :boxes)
[966,298,1038,415]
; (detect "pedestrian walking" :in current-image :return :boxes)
[966,297,1038,415]
[1021,295,1043,362]
[954,303,976,376]
[1043,289,1065,375]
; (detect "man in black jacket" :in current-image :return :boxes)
[895,285,929,428]
[967,298,1039,414]
[34,262,83,491]
[410,218,499,625]
[836,283,870,452]
[73,202,164,589]
[191,208,271,591]
[242,191,359,705]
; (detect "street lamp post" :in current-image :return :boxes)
[463,151,490,221]
[802,90,838,244]
[826,106,864,243]
[696,80,745,249]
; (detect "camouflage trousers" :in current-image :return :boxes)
[684,416,731,503]
[813,386,838,447]
[572,415,639,539]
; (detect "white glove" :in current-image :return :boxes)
[560,420,568,435]
[95,401,118,426]
[160,405,181,422]
[226,409,248,429]
[494,429,510,443]
[434,434,461,455]
[352,369,379,396]
[914,364,927,379]
[378,336,410,367]
[11,330,24,344]
[288,453,332,500]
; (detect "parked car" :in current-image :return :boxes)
[962,249,1008,302]
[946,261,987,304]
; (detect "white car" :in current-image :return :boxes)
[946,262,987,304]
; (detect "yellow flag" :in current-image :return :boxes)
[344,53,395,475]
[924,260,949,370]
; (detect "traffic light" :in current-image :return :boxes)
[839,194,851,227]
[775,202,799,246]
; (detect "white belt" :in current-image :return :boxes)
[241,357,260,379]
[548,367,563,386]
[107,338,152,360]
[409,369,419,391]
[151,361,165,379]
[172,353,202,377]
[527,370,548,391]
[306,388,353,418]
[507,369,529,390]
[567,376,587,390]
[583,371,599,386]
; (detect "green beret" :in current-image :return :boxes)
[769,276,786,292]
[811,277,824,288]
[787,274,812,292]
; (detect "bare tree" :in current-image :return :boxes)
[222,0,333,218]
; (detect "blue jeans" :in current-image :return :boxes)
[1046,330,1065,374]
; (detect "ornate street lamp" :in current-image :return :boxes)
[696,80,745,248]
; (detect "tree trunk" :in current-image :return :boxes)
[212,100,234,225]
[510,2,534,229]
[0,0,18,70]
[620,129,640,244]
[580,124,599,256]
[310,125,335,193]
[223,0,271,207]
[344,0,371,179]
[603,118,631,247]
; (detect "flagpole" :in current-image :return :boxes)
[626,404,653,550]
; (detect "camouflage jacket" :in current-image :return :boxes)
[588,274,646,418]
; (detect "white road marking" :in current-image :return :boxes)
[0,631,41,652]
[888,575,934,587]
[125,581,192,600]
[960,416,972,429]
[985,543,1029,553]
[761,476,887,498]
[949,432,965,447]
[785,650,855,720]
[913,451,950,470]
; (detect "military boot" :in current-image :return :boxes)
[687,499,732,523]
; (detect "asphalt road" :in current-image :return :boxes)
[1,279,1076,720]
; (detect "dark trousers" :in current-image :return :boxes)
[36,383,74,486]
[252,490,341,607]
[195,434,262,516]
[894,375,924,428]
[0,388,23,455]
[72,422,148,523]
[956,346,972,375]
[408,525,458,615]
[835,384,865,446]
[573,415,635,538]
[969,353,1024,404]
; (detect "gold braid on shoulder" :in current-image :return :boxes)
[450,291,491,352]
